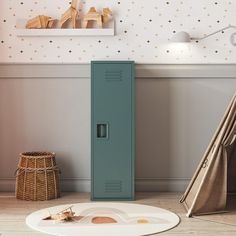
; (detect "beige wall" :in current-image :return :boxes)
[0,64,235,192]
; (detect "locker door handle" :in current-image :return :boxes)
[97,123,108,138]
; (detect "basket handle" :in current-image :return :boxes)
[14,166,61,177]
[14,168,21,177]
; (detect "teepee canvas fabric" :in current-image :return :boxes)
[180,93,236,217]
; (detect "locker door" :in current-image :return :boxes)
[91,61,134,200]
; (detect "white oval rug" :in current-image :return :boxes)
[26,202,180,236]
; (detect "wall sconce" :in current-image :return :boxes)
[171,24,236,45]
[171,31,191,43]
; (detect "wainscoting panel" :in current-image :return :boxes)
[0,64,235,192]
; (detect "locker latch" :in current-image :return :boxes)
[97,123,108,139]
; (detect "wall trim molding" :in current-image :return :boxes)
[0,63,236,78]
[0,177,190,192]
[135,177,190,192]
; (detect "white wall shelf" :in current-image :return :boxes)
[16,20,115,37]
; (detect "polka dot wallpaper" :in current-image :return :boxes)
[0,0,236,63]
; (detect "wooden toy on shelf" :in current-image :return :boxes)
[20,2,114,36]
[101,8,112,24]
[82,7,112,28]
[25,15,55,29]
[60,0,79,28]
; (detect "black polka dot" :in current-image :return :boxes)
[20,50,23,53]
[215,50,218,53]
[166,50,170,53]
[120,20,123,23]
[20,2,24,4]
[69,50,72,53]
[118,2,121,4]
[3,20,6,22]
[98,40,101,43]
[124,30,127,33]
[149,19,152,22]
[117,50,121,53]
[147,40,150,43]
[1,40,4,43]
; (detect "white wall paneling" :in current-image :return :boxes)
[0,0,236,63]
[1,63,236,78]
[0,64,235,192]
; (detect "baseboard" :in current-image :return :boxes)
[0,178,91,192]
[135,178,190,192]
[0,177,190,192]
[60,178,90,192]
[0,178,16,192]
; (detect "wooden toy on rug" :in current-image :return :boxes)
[25,15,55,29]
[82,7,112,28]
[42,205,118,224]
[60,0,79,28]
[43,206,75,221]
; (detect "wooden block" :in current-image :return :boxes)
[60,0,79,28]
[102,8,112,24]
[26,15,55,29]
[83,7,102,28]
[82,7,112,28]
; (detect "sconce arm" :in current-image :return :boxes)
[191,24,236,41]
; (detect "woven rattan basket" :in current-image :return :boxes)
[15,152,60,201]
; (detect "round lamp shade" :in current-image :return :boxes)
[171,31,191,43]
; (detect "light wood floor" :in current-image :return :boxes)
[1,192,236,236]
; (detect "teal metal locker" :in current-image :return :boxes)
[91,61,135,200]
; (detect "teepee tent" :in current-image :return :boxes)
[180,93,236,217]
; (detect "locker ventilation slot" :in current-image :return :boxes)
[105,181,122,193]
[105,70,123,81]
